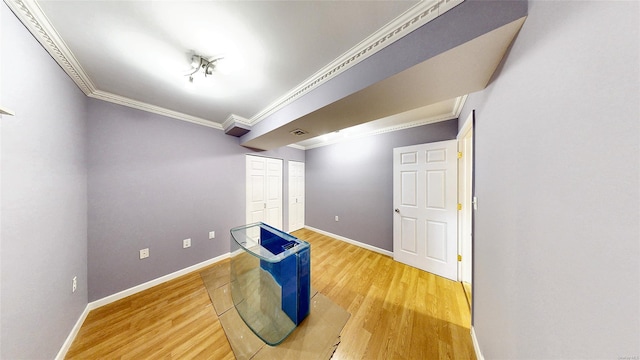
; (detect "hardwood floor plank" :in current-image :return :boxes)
[66,229,474,359]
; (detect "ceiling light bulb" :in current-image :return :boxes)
[205,63,215,76]
[190,55,202,69]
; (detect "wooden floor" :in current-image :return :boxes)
[66,229,475,359]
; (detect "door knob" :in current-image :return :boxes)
[394,208,400,213]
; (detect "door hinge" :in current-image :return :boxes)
[457,203,462,211]
[457,151,463,159]
[264,203,267,209]
[457,254,462,262]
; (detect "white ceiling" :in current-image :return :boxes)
[7,0,523,149]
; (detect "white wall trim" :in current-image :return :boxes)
[88,253,229,310]
[304,225,393,257]
[54,253,229,359]
[0,106,15,116]
[471,326,485,360]
[5,0,97,96]
[300,112,458,150]
[222,113,252,130]
[89,90,223,130]
[296,94,466,150]
[287,143,306,150]
[453,94,468,118]
[54,305,90,360]
[457,108,474,139]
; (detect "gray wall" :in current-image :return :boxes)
[1,3,89,359]
[87,99,304,301]
[305,119,458,251]
[458,1,639,358]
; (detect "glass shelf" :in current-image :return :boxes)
[229,222,310,345]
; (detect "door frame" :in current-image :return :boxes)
[287,160,305,232]
[457,112,474,283]
[456,110,475,321]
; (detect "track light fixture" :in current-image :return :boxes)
[186,54,223,83]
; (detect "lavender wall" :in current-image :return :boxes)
[458,1,639,358]
[305,119,457,252]
[1,3,88,359]
[87,99,303,301]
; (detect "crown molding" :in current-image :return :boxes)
[301,114,457,150]
[5,0,222,129]
[453,94,468,117]
[222,113,251,137]
[222,113,251,131]
[299,95,466,150]
[1,106,16,116]
[5,0,96,95]
[286,143,306,151]
[5,0,465,135]
[89,90,222,130]
[248,0,464,125]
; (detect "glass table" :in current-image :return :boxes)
[229,222,310,345]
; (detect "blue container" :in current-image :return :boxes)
[229,222,310,345]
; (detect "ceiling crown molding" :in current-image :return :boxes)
[248,0,464,125]
[5,0,224,129]
[5,0,96,95]
[5,0,464,132]
[90,90,222,129]
[297,94,468,150]
[222,113,251,130]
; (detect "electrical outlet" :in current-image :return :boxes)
[183,238,191,248]
[72,276,77,293]
[139,248,149,259]
[209,231,215,239]
[335,215,339,222]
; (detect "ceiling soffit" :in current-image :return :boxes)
[4,0,464,130]
[240,0,529,150]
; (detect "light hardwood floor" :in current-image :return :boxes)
[66,229,475,359]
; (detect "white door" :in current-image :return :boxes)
[246,155,283,229]
[288,161,305,232]
[393,140,458,280]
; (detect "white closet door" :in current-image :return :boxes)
[246,155,283,229]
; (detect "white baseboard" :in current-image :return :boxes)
[88,253,229,310]
[55,305,90,360]
[56,253,229,359]
[303,225,393,257]
[471,326,485,360]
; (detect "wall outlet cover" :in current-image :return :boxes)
[209,231,215,239]
[140,248,149,259]
[183,238,191,248]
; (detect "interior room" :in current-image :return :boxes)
[1,0,638,359]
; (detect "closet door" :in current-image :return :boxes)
[246,155,283,229]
